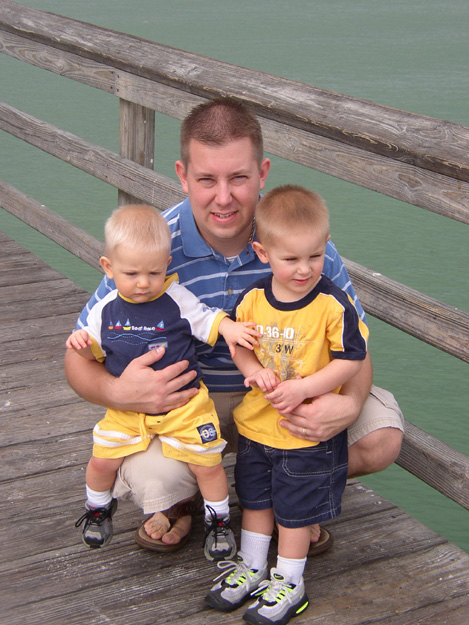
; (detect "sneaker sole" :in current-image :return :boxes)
[82,527,113,549]
[243,593,309,625]
[204,590,250,613]
[204,544,237,562]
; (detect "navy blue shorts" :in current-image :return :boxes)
[234,434,348,528]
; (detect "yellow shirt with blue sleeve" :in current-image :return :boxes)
[232,274,369,450]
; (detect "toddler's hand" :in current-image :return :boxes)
[66,330,92,351]
[265,378,306,414]
[244,367,279,394]
[223,321,261,358]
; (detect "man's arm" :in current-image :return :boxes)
[278,352,373,441]
[64,346,198,415]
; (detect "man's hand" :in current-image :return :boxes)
[278,391,360,441]
[112,347,198,414]
[279,353,372,441]
[64,345,198,415]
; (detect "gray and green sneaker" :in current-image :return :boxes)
[205,552,269,612]
[203,505,236,561]
[75,498,118,548]
[243,568,309,625]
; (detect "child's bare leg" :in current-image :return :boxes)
[188,462,228,503]
[242,507,275,536]
[86,456,123,494]
[277,524,310,560]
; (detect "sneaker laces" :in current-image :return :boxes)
[212,557,251,586]
[252,575,294,605]
[203,505,232,548]
[75,505,112,529]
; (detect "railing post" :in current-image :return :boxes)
[118,99,155,206]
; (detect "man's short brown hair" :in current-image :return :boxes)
[180,97,264,166]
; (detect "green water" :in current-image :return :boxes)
[1,0,468,552]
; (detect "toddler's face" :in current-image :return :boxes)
[105,244,170,303]
[256,228,328,303]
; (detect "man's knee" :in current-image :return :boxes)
[348,427,403,477]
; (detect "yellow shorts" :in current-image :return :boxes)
[92,382,226,467]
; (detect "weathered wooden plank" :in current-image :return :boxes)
[0,312,78,343]
[1,331,74,366]
[397,420,469,510]
[344,256,469,363]
[0,357,67,391]
[0,180,105,271]
[0,431,93,481]
[0,286,89,321]
[0,387,102,445]
[0,106,185,212]
[0,238,32,258]
[0,277,86,303]
[290,544,469,625]
[367,595,469,625]
[118,100,155,206]
[0,263,63,287]
[1,522,465,625]
[0,28,115,92]
[1,0,468,183]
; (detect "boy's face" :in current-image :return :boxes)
[175,137,270,257]
[100,245,171,303]
[253,228,329,303]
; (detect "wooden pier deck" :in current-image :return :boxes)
[1,231,468,625]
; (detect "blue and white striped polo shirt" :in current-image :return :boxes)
[77,197,365,392]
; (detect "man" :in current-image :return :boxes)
[65,98,404,554]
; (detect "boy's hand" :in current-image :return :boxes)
[244,367,279,393]
[220,320,261,358]
[66,329,92,351]
[265,378,307,414]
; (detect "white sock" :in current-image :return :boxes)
[86,486,112,509]
[276,555,307,586]
[240,529,271,571]
[204,495,230,520]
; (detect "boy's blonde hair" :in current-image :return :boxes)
[255,185,330,246]
[104,204,171,257]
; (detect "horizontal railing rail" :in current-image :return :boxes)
[0,1,468,511]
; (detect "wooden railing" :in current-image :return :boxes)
[1,1,468,511]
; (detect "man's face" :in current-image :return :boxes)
[176,137,270,256]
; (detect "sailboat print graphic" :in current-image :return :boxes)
[123,318,131,330]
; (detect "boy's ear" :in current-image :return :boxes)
[252,241,269,264]
[167,255,172,267]
[99,256,113,278]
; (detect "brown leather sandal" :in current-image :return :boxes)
[135,493,203,553]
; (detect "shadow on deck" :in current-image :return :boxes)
[1,232,468,625]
